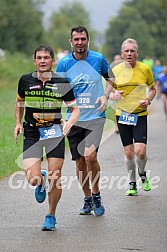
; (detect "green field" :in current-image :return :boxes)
[0,53,115,178]
[0,53,33,178]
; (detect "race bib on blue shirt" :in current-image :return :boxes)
[77,93,95,108]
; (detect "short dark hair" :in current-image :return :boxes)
[33,45,55,59]
[71,26,89,39]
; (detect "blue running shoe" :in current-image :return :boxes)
[92,194,105,216]
[41,214,57,231]
[79,197,93,215]
[35,170,47,203]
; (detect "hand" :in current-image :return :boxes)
[109,90,124,101]
[14,123,23,143]
[60,119,72,136]
[139,99,150,109]
[96,95,108,112]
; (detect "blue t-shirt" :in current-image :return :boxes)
[56,50,110,121]
[158,74,167,94]
[153,65,163,81]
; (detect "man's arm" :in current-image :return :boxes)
[139,85,156,108]
[97,79,124,112]
[103,79,115,99]
[61,105,80,136]
[14,97,24,143]
[146,85,157,104]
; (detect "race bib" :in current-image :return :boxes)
[77,93,95,108]
[118,111,138,126]
[39,124,62,140]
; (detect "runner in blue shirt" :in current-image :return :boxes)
[157,66,167,120]
[56,26,117,216]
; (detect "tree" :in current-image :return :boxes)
[0,0,45,55]
[104,0,167,63]
[44,1,96,53]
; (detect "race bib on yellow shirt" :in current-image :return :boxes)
[118,111,138,126]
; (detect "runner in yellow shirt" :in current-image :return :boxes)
[109,38,156,196]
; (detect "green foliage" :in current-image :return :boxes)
[0,88,23,178]
[44,1,95,52]
[0,0,45,55]
[104,0,167,62]
[0,51,34,88]
[0,0,98,57]
[0,52,34,177]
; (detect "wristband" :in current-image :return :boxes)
[103,93,109,100]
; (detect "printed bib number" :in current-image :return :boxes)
[39,124,62,140]
[118,111,138,126]
[77,94,95,108]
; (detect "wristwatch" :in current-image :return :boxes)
[146,98,151,105]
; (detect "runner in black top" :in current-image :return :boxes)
[17,71,75,128]
[14,45,80,231]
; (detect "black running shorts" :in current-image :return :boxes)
[23,127,65,159]
[116,115,147,146]
[67,118,106,160]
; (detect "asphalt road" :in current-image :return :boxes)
[0,98,167,252]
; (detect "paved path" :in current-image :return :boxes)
[0,99,167,252]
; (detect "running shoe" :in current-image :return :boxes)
[126,182,138,196]
[35,170,47,203]
[41,214,57,231]
[92,194,105,216]
[142,177,151,191]
[79,197,93,215]
[139,171,152,191]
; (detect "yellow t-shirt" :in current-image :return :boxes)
[112,61,154,116]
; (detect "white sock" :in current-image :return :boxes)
[136,157,147,176]
[124,157,136,183]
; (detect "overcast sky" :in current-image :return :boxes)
[42,0,125,32]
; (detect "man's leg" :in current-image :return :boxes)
[133,116,151,191]
[41,157,64,231]
[124,144,138,196]
[84,148,100,195]
[135,143,151,191]
[76,156,91,198]
[124,144,136,183]
[23,135,43,187]
[47,157,64,216]
[40,136,65,231]
[161,93,167,119]
[23,157,47,203]
[84,148,105,216]
[23,158,43,186]
[135,142,147,175]
[76,156,94,215]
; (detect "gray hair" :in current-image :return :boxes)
[121,38,139,51]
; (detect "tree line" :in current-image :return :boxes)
[0,0,167,64]
[104,0,167,63]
